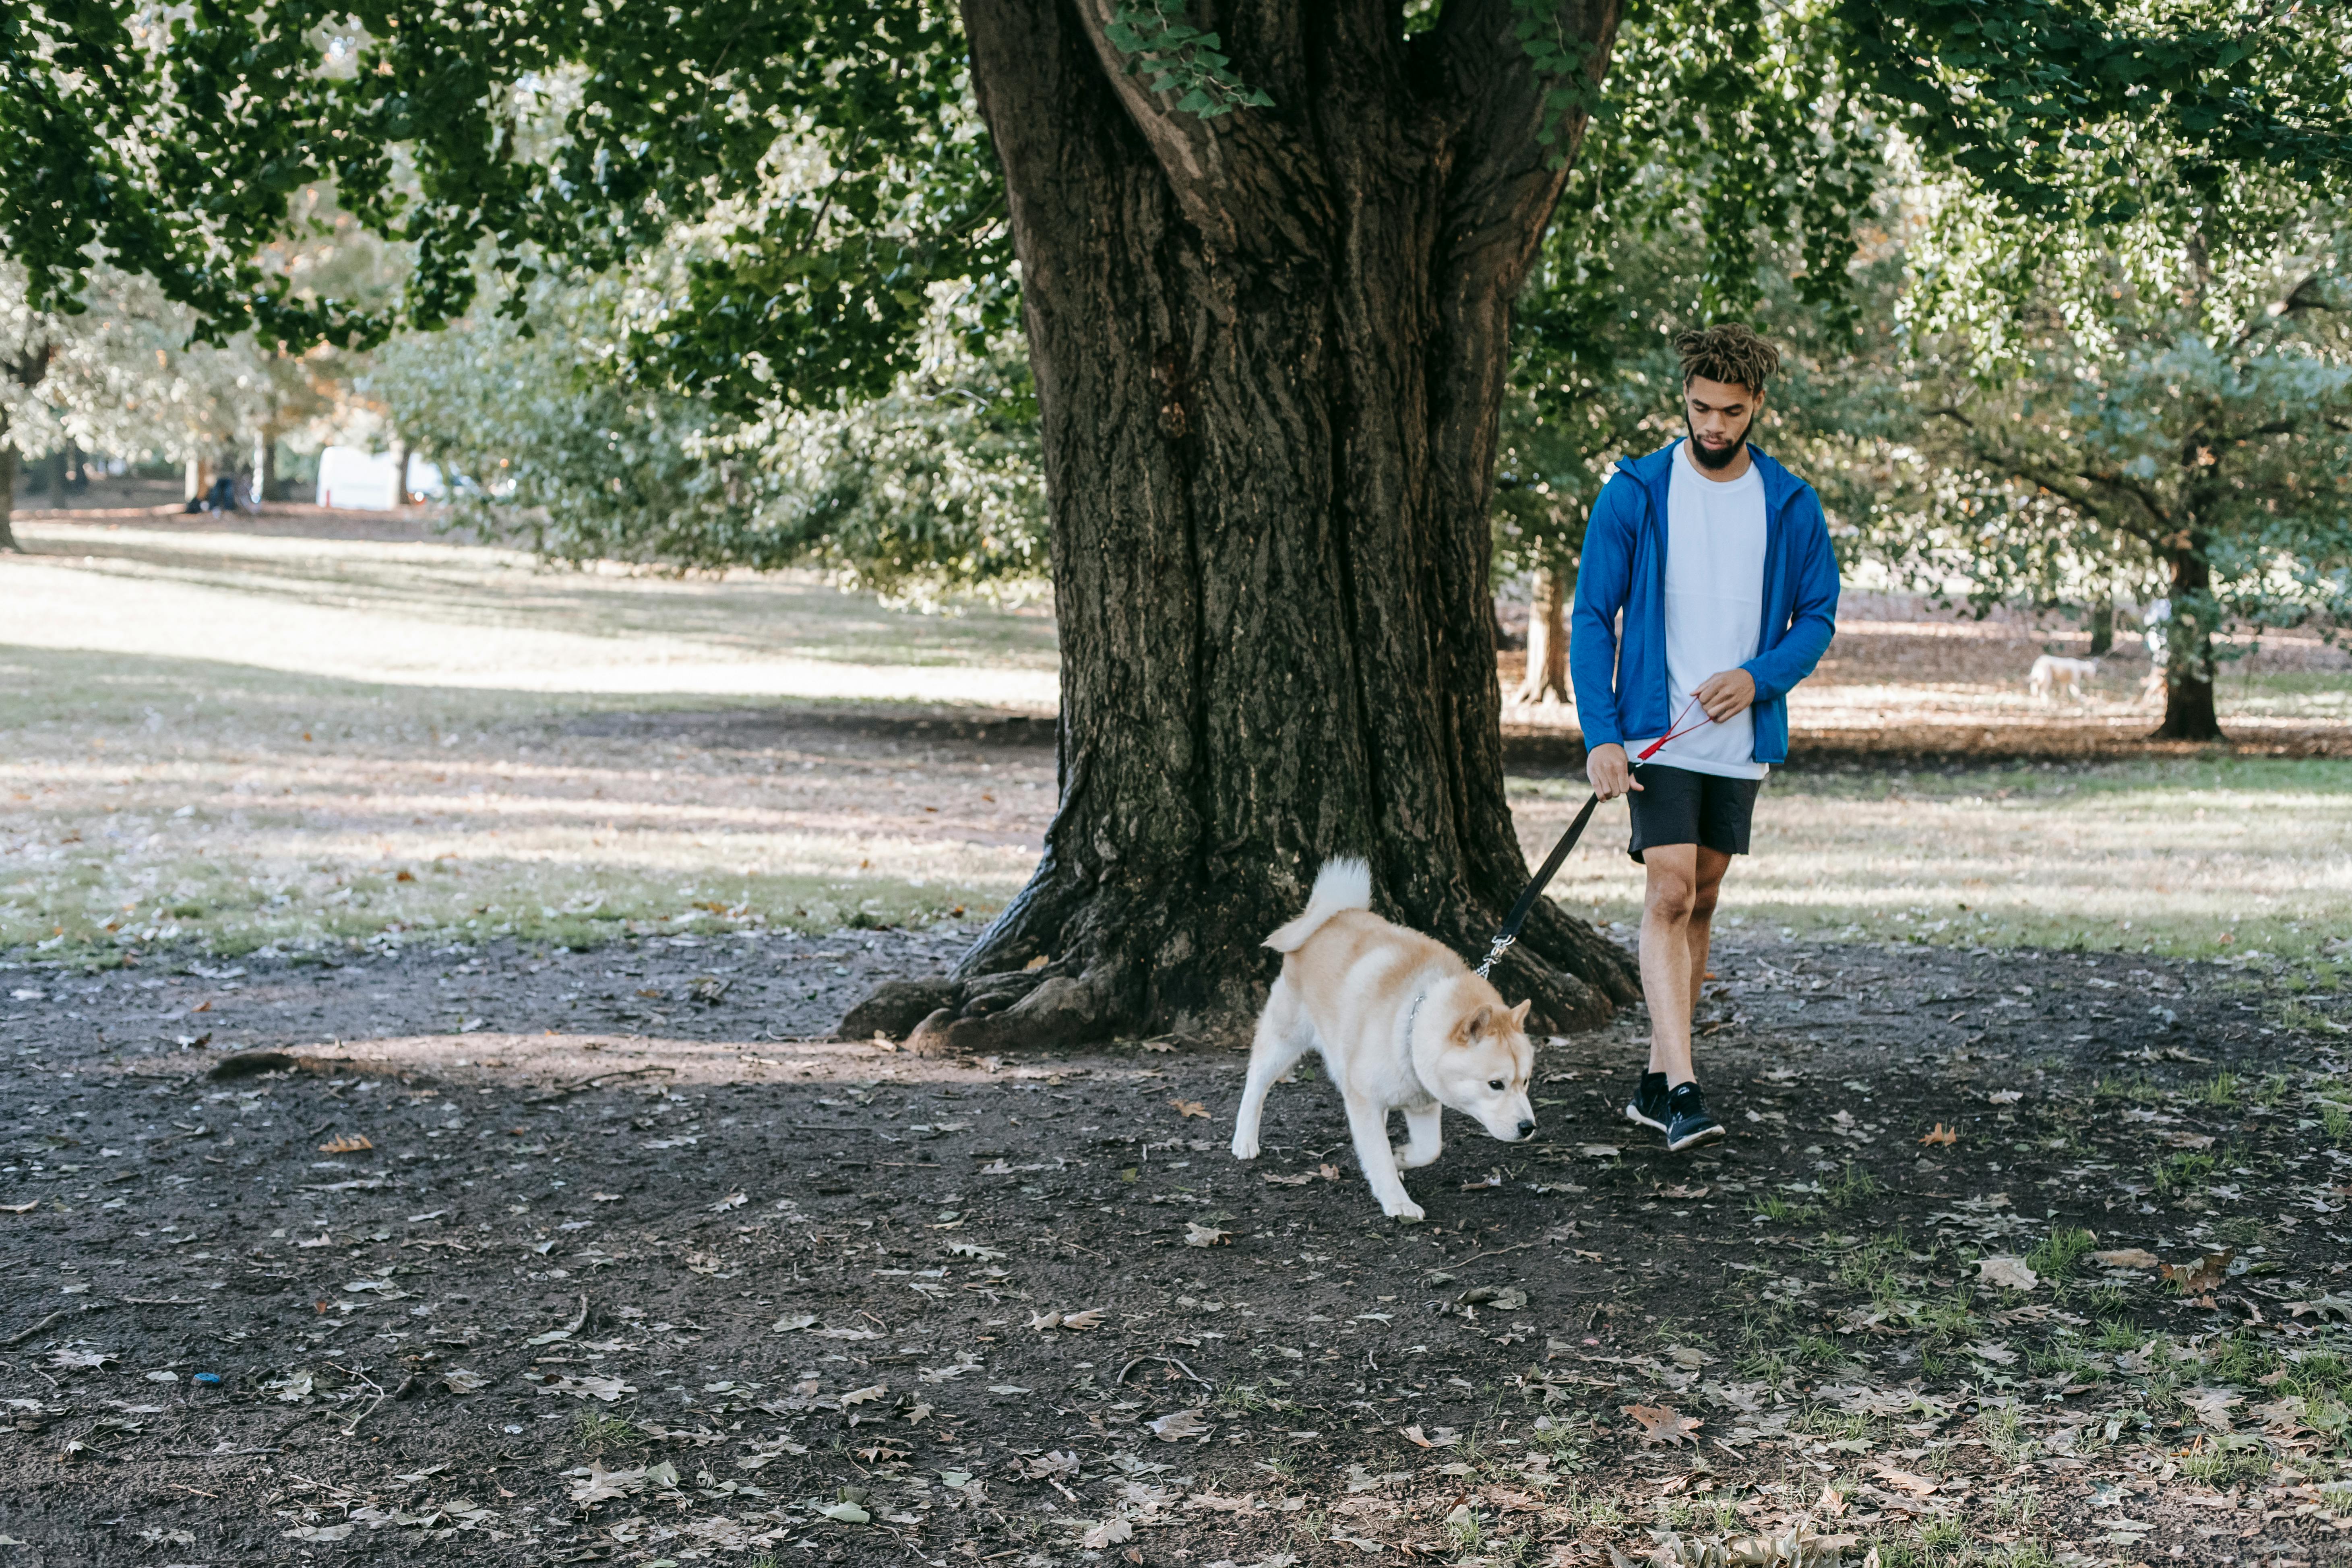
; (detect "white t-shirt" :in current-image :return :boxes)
[1631,440,1769,780]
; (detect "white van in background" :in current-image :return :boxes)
[315,447,444,510]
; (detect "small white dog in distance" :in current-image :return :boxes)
[2028,653,2100,703]
[1229,858,1536,1222]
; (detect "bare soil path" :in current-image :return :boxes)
[4,928,2348,1568]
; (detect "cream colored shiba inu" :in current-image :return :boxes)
[1229,858,1537,1221]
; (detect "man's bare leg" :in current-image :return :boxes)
[1641,844,1732,1086]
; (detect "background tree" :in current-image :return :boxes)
[371,266,1048,604]
[7,0,2344,1043]
[1495,0,1879,702]
[1854,217,2352,741]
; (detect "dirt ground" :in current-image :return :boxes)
[4,511,2349,1565]
[4,925,2349,1568]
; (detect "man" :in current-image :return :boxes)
[1567,324,1839,1152]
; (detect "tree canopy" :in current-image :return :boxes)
[10,1,2344,385]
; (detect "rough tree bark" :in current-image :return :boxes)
[2150,547,2223,742]
[1513,564,1573,704]
[848,0,1639,1055]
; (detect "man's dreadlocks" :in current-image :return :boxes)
[1673,324,1781,396]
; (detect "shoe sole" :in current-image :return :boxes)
[1665,1121,1727,1153]
[1624,1103,1668,1133]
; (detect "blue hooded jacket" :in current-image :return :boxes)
[1567,440,1839,765]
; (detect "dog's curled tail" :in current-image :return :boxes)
[1264,856,1372,952]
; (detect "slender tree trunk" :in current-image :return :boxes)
[1514,564,1573,703]
[870,0,1635,1054]
[2150,547,2223,742]
[2085,594,2113,656]
[0,442,19,553]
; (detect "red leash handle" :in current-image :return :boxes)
[1634,693,1711,762]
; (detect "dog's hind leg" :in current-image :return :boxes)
[1231,977,1312,1161]
[1394,1101,1443,1170]
[1343,1093,1423,1221]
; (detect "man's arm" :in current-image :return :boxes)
[1567,478,1636,748]
[1569,477,1641,798]
[1740,489,1839,702]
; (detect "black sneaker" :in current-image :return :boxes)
[1624,1071,1670,1133]
[1664,1081,1726,1152]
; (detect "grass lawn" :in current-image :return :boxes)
[5,519,2347,996]
[1517,758,2352,982]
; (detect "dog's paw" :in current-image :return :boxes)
[1230,1135,1259,1161]
[1392,1142,1442,1170]
[1382,1198,1426,1223]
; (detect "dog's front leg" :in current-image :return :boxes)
[1393,1101,1443,1169]
[1231,981,1311,1161]
[1342,1094,1423,1222]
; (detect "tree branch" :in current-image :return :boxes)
[1428,0,1620,292]
[1063,0,1335,258]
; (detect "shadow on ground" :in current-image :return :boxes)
[2,926,2347,1566]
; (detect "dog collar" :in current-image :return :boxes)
[1402,980,1432,1049]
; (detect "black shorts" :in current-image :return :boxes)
[1627,764,1763,862]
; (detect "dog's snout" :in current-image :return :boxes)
[1515,1118,1536,1139]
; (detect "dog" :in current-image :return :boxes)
[1228,858,1536,1221]
[2028,653,2100,703]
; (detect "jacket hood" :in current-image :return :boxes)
[1619,439,1811,515]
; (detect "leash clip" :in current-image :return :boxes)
[1474,932,1515,979]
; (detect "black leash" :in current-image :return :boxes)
[1475,695,1717,979]
[1475,789,1601,978]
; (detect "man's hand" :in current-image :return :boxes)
[1695,667,1757,723]
[1587,742,1640,801]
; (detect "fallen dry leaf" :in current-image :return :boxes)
[318,1134,373,1154]
[1976,1256,2038,1290]
[2162,1249,2233,1296]
[536,1374,635,1402]
[1147,1408,1211,1442]
[709,1192,747,1212]
[1658,1184,1711,1200]
[1083,1518,1135,1549]
[1183,1222,1232,1248]
[2181,1386,2241,1429]
[1622,1404,1701,1447]
[1920,1124,1958,1146]
[2092,1248,2163,1270]
[1399,1424,1460,1449]
[1875,1468,1939,1496]
[1169,1099,1207,1119]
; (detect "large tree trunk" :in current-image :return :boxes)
[880,0,1636,1054]
[1514,564,1573,703]
[2150,547,2223,742]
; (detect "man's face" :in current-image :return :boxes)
[1683,374,1762,470]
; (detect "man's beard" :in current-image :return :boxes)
[1686,411,1754,470]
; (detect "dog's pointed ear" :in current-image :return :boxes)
[1455,1003,1495,1042]
[1507,999,1532,1031]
